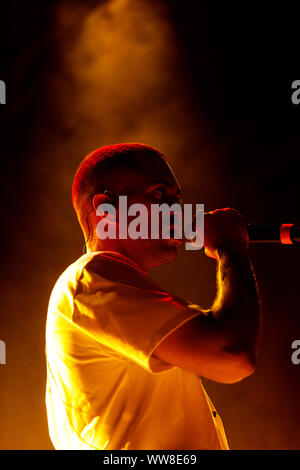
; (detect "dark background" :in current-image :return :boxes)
[0,0,299,449]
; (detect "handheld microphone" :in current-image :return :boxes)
[247,224,300,244]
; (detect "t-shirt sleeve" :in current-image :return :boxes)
[72,253,204,373]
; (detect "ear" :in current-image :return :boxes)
[92,193,114,212]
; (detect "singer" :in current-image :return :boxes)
[45,143,261,450]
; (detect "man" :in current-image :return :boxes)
[45,143,261,450]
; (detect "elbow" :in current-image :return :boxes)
[218,350,257,384]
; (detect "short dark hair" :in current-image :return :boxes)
[72,143,166,227]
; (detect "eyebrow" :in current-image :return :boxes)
[148,180,181,194]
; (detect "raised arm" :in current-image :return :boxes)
[153,208,261,383]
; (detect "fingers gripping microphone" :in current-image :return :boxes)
[247,224,300,244]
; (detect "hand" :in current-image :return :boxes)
[204,208,249,259]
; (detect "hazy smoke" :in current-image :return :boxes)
[49,0,220,194]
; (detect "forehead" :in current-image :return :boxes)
[109,154,180,194]
[140,156,178,185]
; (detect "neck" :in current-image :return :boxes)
[87,242,152,272]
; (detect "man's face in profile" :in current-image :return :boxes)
[95,153,183,270]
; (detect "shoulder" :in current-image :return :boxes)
[81,251,160,291]
[49,251,161,310]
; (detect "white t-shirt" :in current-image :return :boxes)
[45,251,228,450]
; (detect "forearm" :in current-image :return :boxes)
[154,208,261,383]
[211,248,261,358]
